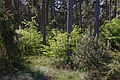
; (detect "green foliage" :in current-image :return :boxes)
[44,25,81,57]
[0,1,21,75]
[99,16,120,80]
[71,28,114,80]
[16,16,43,55]
[43,25,82,69]
[105,51,120,80]
[44,29,68,59]
[100,17,120,51]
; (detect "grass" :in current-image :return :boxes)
[23,56,85,80]
[1,55,85,80]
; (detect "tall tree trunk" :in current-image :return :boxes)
[109,0,112,20]
[106,0,109,20]
[5,0,12,10]
[67,0,73,42]
[114,0,117,17]
[42,0,46,45]
[67,0,73,68]
[94,0,100,40]
[79,0,82,28]
[46,0,48,25]
[118,0,120,15]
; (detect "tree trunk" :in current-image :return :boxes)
[106,0,109,20]
[79,0,82,28]
[118,0,120,16]
[109,0,112,20]
[46,0,48,26]
[94,0,100,40]
[42,0,46,45]
[114,0,117,17]
[67,0,73,42]
[5,0,12,10]
[67,0,73,69]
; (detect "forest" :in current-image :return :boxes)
[0,0,120,80]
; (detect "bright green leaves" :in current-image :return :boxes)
[43,25,82,60]
[100,16,120,50]
[16,17,43,55]
[100,17,120,39]
[44,29,68,59]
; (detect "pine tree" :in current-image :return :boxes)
[42,0,46,45]
[67,0,73,42]
[94,0,100,40]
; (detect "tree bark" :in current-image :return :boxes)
[94,0,100,40]
[79,0,82,28]
[106,0,109,20]
[109,0,112,20]
[67,0,73,43]
[46,0,48,26]
[42,0,46,45]
[114,0,117,17]
[67,0,73,68]
[5,0,12,10]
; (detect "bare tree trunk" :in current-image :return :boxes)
[118,0,120,16]
[67,0,73,68]
[67,0,73,42]
[94,0,100,40]
[109,0,112,20]
[46,0,48,26]
[79,0,82,28]
[42,0,46,45]
[114,0,117,17]
[5,0,12,10]
[106,0,108,20]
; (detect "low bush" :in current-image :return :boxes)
[100,17,120,51]
[98,16,120,80]
[105,51,120,80]
[71,28,113,80]
[16,16,43,56]
[43,25,82,69]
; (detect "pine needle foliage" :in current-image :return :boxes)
[72,28,113,80]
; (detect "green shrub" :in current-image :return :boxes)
[99,16,120,80]
[44,29,68,59]
[43,25,82,69]
[105,51,120,80]
[100,17,120,51]
[71,28,113,80]
[16,16,43,56]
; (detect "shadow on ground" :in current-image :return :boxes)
[0,58,54,80]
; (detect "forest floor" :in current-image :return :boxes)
[1,56,85,80]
